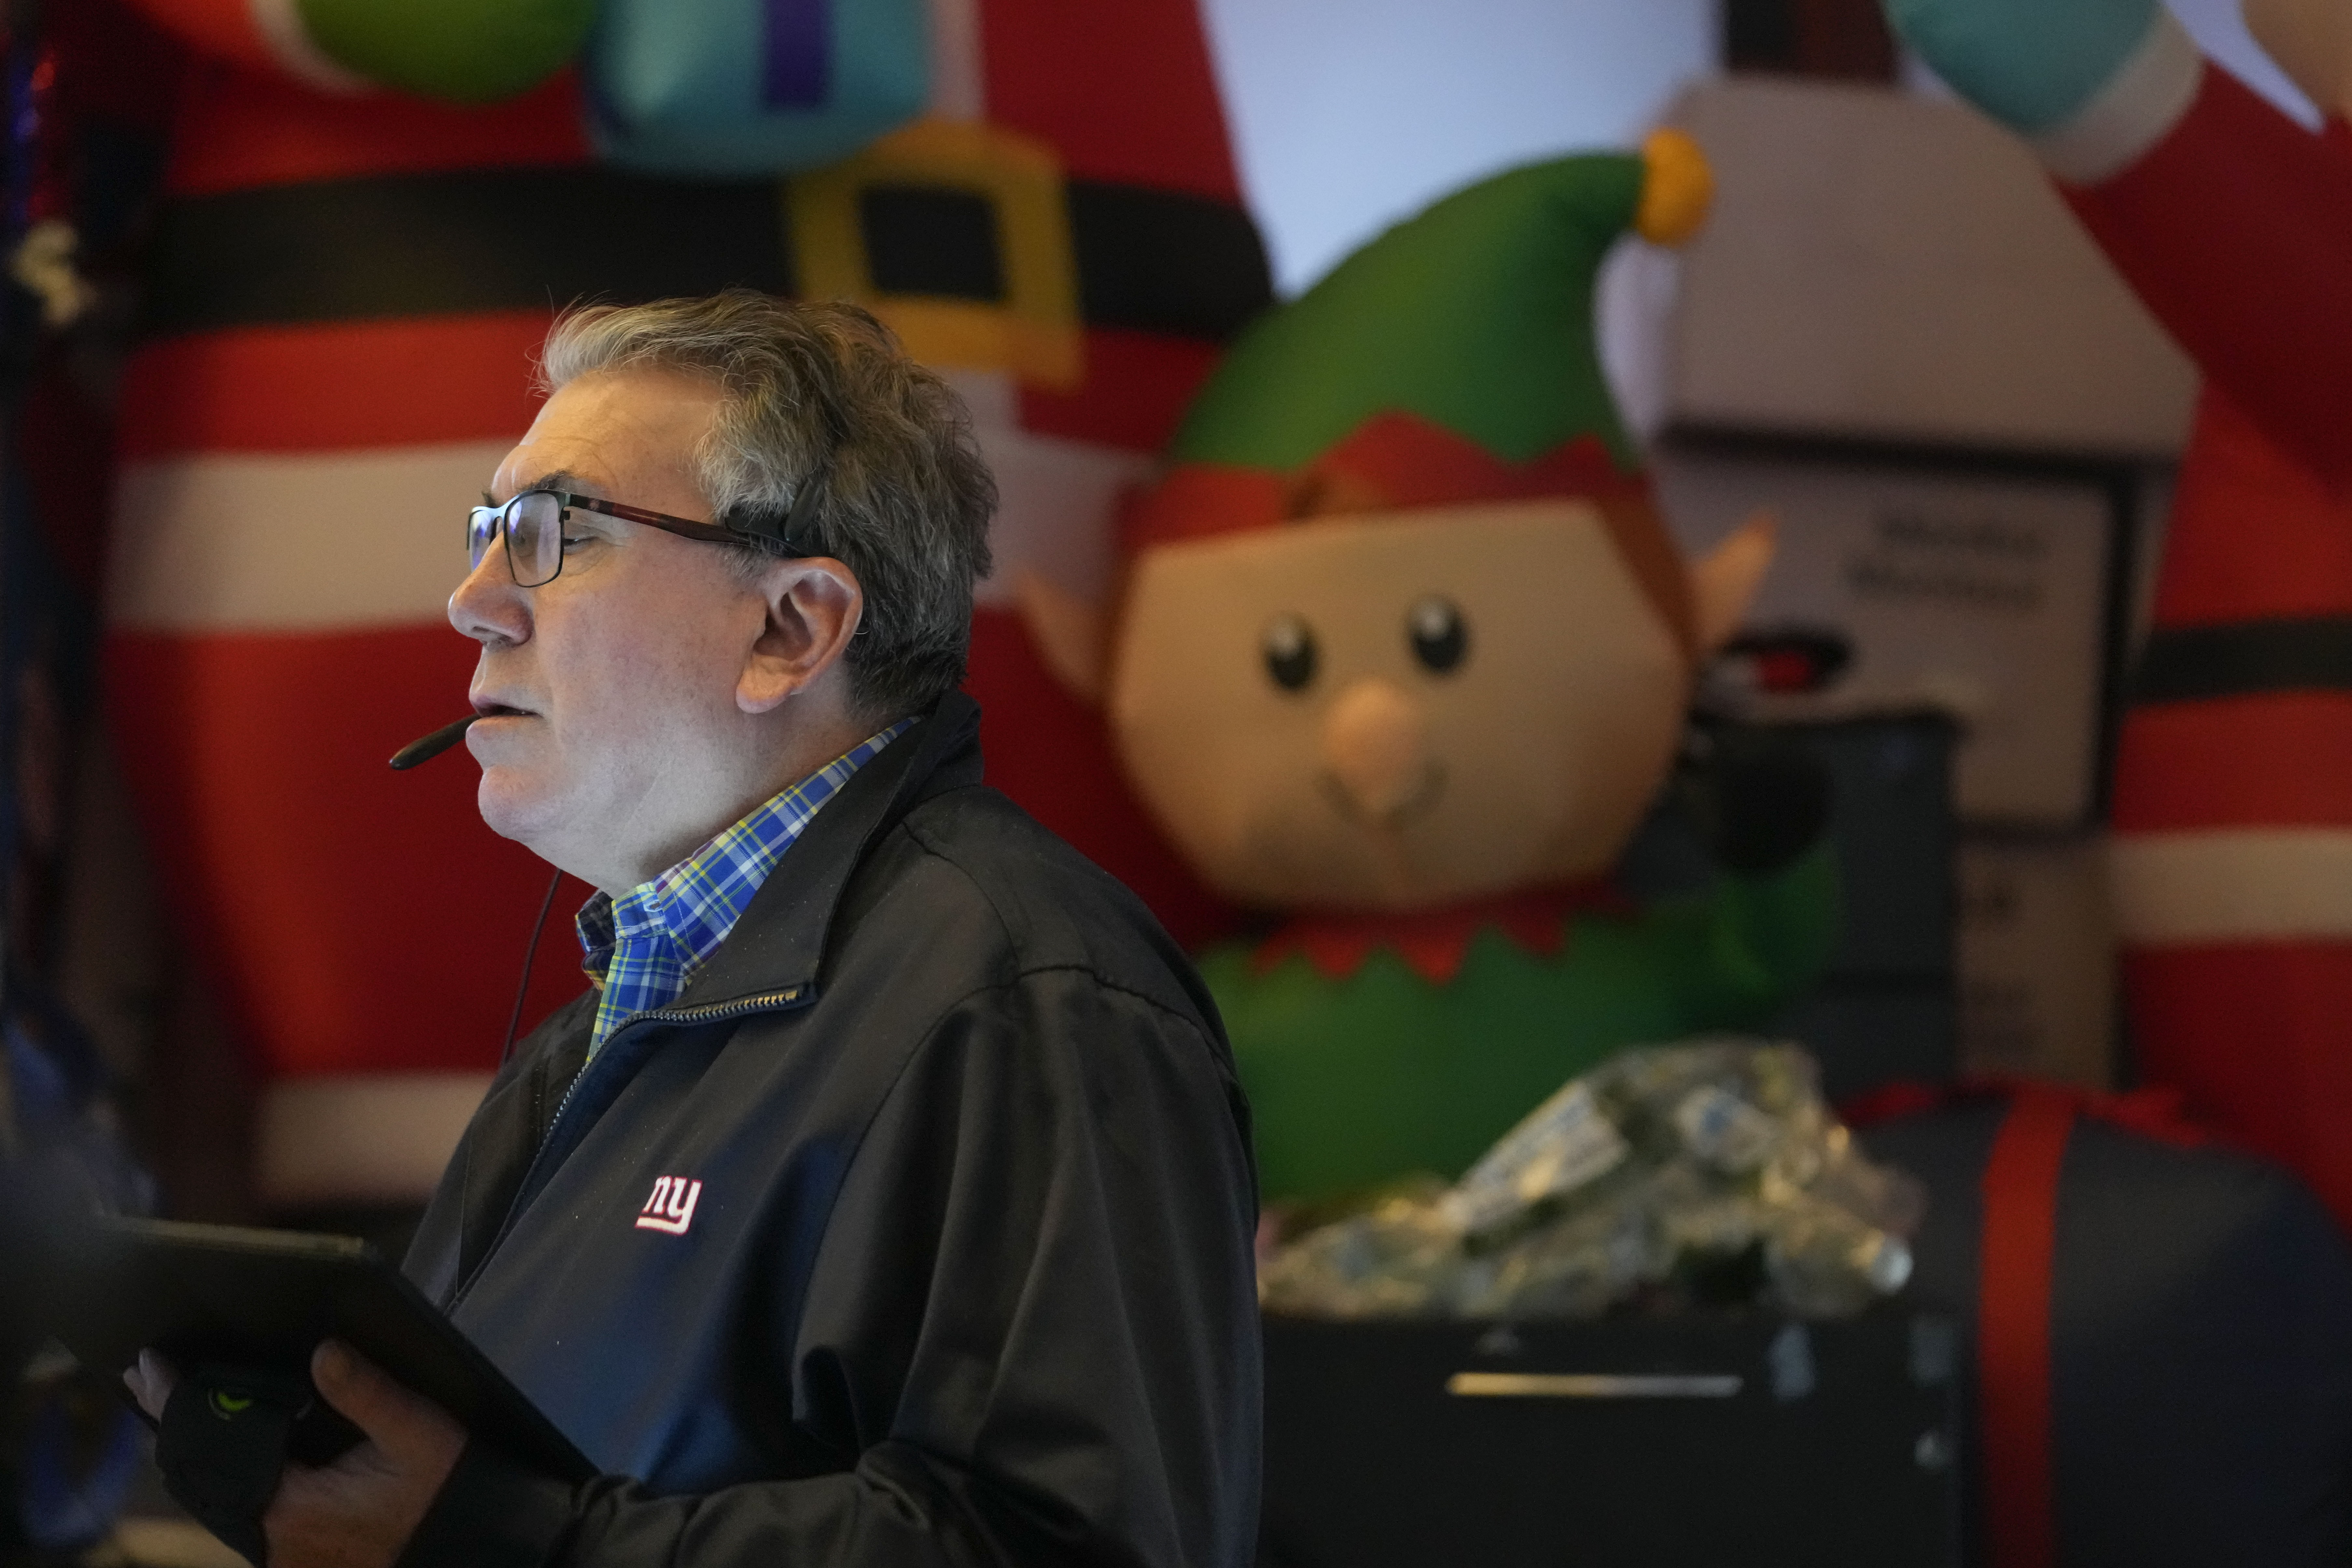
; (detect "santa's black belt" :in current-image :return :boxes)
[139,164,1271,345]
[2130,614,2352,706]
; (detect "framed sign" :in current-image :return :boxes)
[1654,441,2133,829]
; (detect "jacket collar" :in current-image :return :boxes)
[661,689,984,1012]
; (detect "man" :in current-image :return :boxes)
[133,291,1263,1568]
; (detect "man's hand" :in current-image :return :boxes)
[128,1341,466,1568]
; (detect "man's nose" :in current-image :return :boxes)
[1319,678,1432,824]
[448,544,528,646]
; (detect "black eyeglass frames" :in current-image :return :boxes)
[467,490,814,589]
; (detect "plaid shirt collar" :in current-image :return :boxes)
[577,720,911,1054]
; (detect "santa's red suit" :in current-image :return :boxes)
[108,1,1256,1211]
[2063,55,2352,1225]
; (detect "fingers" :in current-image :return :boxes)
[125,1349,180,1421]
[309,1341,467,1474]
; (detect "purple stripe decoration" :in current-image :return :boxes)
[762,0,832,108]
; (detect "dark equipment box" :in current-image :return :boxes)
[1861,1098,2352,1566]
[1259,1309,1962,1568]
[1620,711,1961,1103]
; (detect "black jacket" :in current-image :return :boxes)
[398,693,1262,1568]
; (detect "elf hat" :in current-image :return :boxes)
[1123,131,1712,652]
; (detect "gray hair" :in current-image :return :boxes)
[538,291,997,723]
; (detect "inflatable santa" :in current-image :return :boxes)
[1886,0,2352,1223]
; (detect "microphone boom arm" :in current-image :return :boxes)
[389,715,479,771]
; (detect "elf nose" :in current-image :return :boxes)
[1320,678,1432,823]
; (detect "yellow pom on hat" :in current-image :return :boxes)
[1635,127,1714,247]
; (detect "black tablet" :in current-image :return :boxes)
[41,1216,595,1483]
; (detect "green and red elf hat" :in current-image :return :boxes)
[1122,131,1714,658]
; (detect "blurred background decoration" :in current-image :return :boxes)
[8,0,2352,1563]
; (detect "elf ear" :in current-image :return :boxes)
[2243,0,2352,120]
[1014,568,1109,706]
[1689,509,1778,656]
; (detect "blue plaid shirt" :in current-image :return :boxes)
[577,721,911,1055]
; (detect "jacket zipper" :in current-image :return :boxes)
[537,986,810,1140]
[448,983,813,1311]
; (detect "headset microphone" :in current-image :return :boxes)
[388,714,480,770]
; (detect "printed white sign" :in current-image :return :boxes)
[1655,447,2117,827]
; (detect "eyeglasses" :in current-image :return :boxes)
[466,489,815,589]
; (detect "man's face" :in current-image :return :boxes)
[450,368,778,893]
[1107,500,1692,912]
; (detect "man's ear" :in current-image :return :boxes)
[739,556,863,715]
[1014,568,1109,706]
[1689,509,1777,656]
[2244,0,2352,119]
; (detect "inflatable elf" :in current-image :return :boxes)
[1023,143,1842,1205]
[1885,0,2352,1226]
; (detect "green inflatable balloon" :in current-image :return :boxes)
[299,0,594,104]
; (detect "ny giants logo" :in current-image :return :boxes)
[636,1175,703,1235]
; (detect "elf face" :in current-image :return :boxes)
[1108,499,1690,911]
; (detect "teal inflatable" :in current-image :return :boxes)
[586,0,931,175]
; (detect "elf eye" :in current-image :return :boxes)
[1407,595,1467,674]
[1262,614,1318,692]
